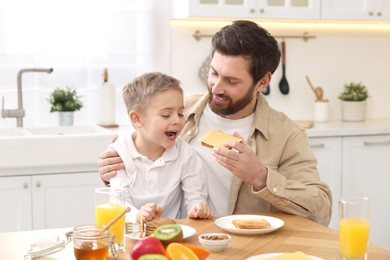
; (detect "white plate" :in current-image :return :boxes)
[125,224,196,240]
[215,215,284,235]
[246,253,323,260]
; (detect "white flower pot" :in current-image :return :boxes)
[341,100,366,122]
[58,112,74,126]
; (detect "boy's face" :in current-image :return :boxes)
[136,88,185,152]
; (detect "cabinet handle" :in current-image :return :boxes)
[363,140,390,146]
[36,181,42,188]
[368,11,374,16]
[259,8,264,14]
[310,143,325,148]
[250,8,255,13]
[377,12,382,16]
[23,182,29,189]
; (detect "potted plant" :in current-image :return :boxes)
[47,86,83,126]
[338,82,368,122]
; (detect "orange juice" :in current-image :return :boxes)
[95,202,126,245]
[339,219,370,258]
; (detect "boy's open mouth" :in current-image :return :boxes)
[165,131,177,138]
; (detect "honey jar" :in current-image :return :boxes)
[72,224,116,260]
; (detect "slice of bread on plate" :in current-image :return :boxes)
[232,218,270,229]
[198,130,241,149]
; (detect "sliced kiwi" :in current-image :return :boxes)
[153,224,183,247]
[139,254,168,260]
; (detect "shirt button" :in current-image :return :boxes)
[272,187,278,193]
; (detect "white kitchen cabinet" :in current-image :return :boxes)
[171,0,320,20]
[0,176,32,232]
[321,0,390,21]
[309,136,342,230]
[0,172,102,232]
[342,134,390,249]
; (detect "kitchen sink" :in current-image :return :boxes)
[0,128,31,137]
[24,126,111,136]
[0,125,115,175]
[0,126,110,137]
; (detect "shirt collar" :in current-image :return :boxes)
[128,132,180,163]
[253,93,270,140]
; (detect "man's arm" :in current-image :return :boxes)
[97,149,125,186]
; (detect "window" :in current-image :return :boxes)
[0,0,170,126]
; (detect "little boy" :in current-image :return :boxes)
[109,72,213,222]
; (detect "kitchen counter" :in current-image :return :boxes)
[2,119,390,176]
[306,118,390,137]
[113,119,390,138]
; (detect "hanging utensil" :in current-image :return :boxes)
[279,40,289,95]
[305,75,324,101]
[198,55,212,87]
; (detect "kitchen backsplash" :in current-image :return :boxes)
[170,21,390,122]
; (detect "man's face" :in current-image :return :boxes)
[207,52,259,119]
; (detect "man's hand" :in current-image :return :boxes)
[136,203,163,222]
[97,149,124,185]
[212,132,268,190]
[188,202,213,219]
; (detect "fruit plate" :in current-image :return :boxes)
[246,253,323,260]
[215,215,284,235]
[126,224,196,240]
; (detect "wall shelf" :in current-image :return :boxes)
[193,30,316,42]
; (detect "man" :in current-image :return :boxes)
[98,20,332,226]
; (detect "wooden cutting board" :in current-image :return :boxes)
[294,120,314,129]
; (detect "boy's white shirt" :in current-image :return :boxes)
[109,132,208,222]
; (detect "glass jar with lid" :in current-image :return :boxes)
[72,224,117,260]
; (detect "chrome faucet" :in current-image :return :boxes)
[1,68,53,127]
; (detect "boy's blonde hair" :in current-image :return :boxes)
[122,72,182,113]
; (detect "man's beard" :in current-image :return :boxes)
[208,85,256,116]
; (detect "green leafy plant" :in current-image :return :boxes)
[47,86,83,112]
[338,82,368,101]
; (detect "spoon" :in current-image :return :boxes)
[101,207,130,233]
[305,75,324,101]
[279,40,289,95]
[315,86,324,100]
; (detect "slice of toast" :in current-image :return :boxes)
[232,218,271,229]
[198,130,242,149]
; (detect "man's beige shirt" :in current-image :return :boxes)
[181,92,332,226]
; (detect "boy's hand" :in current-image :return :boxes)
[136,203,163,222]
[188,202,213,219]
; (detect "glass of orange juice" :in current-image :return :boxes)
[339,197,370,260]
[95,187,126,251]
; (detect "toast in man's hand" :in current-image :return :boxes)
[198,130,241,149]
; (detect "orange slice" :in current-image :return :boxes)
[166,242,199,260]
[180,243,209,260]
